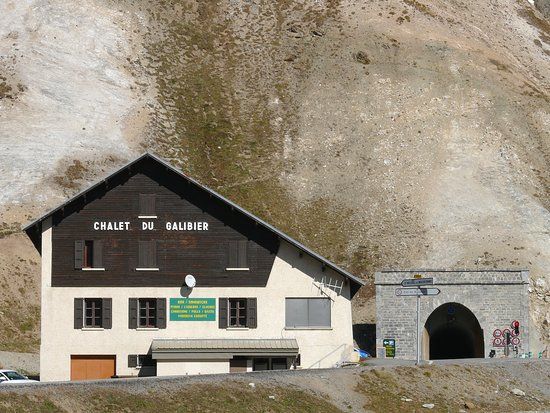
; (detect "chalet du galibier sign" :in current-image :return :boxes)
[169,298,216,321]
[92,221,209,231]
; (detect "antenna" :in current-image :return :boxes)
[313,276,344,300]
[185,274,196,288]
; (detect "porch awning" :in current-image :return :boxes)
[151,338,299,360]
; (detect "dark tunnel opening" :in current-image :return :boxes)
[425,302,484,360]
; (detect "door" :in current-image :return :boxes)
[229,358,248,373]
[70,355,116,381]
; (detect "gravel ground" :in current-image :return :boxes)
[0,351,38,375]
[0,359,548,412]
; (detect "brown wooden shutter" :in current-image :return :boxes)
[102,298,112,329]
[156,298,166,329]
[138,241,157,268]
[129,298,138,329]
[228,242,238,268]
[238,240,248,268]
[219,298,228,328]
[74,298,83,329]
[139,194,156,215]
[93,240,103,268]
[247,298,257,328]
[74,240,84,269]
[128,355,138,368]
[138,241,147,268]
[149,240,157,268]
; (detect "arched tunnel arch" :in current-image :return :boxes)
[424,302,484,360]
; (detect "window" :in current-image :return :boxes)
[252,358,290,371]
[218,298,257,329]
[128,354,156,368]
[137,240,157,270]
[83,241,94,268]
[226,240,248,270]
[128,298,166,329]
[139,194,156,217]
[229,298,247,327]
[285,298,331,328]
[84,298,102,328]
[139,298,156,328]
[271,358,289,370]
[253,358,269,371]
[74,240,103,269]
[74,298,112,329]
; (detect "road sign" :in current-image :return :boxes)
[395,287,440,296]
[401,277,434,287]
[382,338,396,358]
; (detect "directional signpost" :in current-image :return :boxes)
[401,278,434,287]
[395,287,440,296]
[395,275,440,365]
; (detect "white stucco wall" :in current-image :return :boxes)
[157,360,230,376]
[40,238,355,382]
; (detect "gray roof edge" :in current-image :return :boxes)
[376,269,529,273]
[22,152,365,288]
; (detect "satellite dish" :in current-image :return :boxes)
[185,274,196,288]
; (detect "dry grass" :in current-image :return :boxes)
[403,0,438,18]
[0,383,343,413]
[356,365,550,412]
[53,160,88,190]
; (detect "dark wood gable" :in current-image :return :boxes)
[51,158,279,287]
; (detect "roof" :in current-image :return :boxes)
[151,338,299,359]
[23,152,365,294]
[152,338,299,351]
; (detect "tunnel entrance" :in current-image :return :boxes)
[424,302,484,360]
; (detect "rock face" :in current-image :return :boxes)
[512,388,526,397]
[0,0,548,352]
[535,0,550,19]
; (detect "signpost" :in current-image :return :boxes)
[401,278,434,287]
[395,276,439,365]
[395,287,440,296]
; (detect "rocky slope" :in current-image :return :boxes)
[0,0,548,353]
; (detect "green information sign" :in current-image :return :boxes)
[383,338,396,358]
[170,298,216,321]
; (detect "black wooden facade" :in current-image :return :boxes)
[50,160,278,287]
[25,153,365,296]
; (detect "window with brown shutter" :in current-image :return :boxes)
[226,240,249,270]
[139,194,156,217]
[219,298,257,329]
[75,298,111,329]
[137,240,157,270]
[128,298,166,329]
[75,240,104,269]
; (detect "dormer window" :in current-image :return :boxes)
[139,194,156,218]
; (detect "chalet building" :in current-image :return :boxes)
[24,153,365,382]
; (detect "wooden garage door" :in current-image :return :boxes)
[70,355,116,381]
